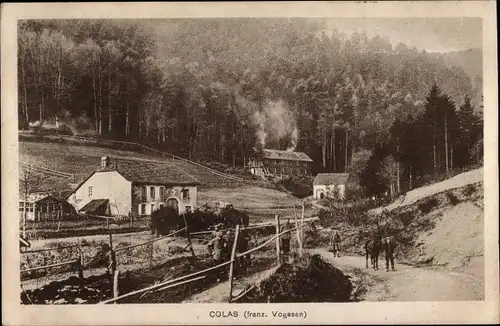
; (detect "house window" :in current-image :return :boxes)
[151,203,156,213]
[181,189,190,200]
[141,186,147,199]
[159,186,165,199]
[150,186,155,199]
[140,204,146,215]
[19,202,24,212]
[159,203,164,210]
[29,203,34,212]
[88,186,93,198]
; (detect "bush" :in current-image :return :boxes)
[462,184,477,198]
[418,197,439,214]
[150,206,250,235]
[275,177,313,198]
[398,211,415,227]
[446,191,460,206]
[150,207,180,236]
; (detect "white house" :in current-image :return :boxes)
[66,156,200,217]
[313,173,350,200]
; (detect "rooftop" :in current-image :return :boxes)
[313,173,350,185]
[20,193,54,203]
[261,149,313,162]
[99,157,200,186]
[79,199,109,214]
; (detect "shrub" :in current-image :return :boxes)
[398,211,415,227]
[150,207,180,236]
[418,197,439,214]
[462,184,477,198]
[445,191,460,206]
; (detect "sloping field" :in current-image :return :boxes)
[19,141,297,210]
[197,186,302,209]
[370,167,483,214]
[20,141,250,189]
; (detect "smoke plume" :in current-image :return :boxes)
[29,119,79,136]
[252,99,298,150]
[287,126,298,152]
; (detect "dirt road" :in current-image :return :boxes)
[312,249,484,301]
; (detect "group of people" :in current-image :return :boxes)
[206,217,398,283]
[364,223,398,271]
[206,223,251,281]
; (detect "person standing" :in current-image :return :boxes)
[333,231,341,257]
[207,225,225,281]
[383,236,397,271]
[236,225,251,273]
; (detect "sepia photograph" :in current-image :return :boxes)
[2,1,498,325]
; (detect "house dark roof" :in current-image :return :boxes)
[262,149,313,162]
[100,157,200,186]
[313,173,350,185]
[79,199,109,213]
[67,157,200,200]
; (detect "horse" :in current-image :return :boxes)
[382,236,397,271]
[365,235,382,270]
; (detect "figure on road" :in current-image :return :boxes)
[383,235,397,271]
[331,230,341,257]
[236,225,251,273]
[207,224,226,281]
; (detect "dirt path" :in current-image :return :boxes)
[183,265,279,303]
[311,249,484,301]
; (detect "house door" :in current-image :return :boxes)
[166,198,179,214]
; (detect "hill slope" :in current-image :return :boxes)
[373,169,484,279]
[19,141,302,211]
[370,167,483,215]
[20,141,248,189]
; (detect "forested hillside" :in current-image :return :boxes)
[18,19,483,196]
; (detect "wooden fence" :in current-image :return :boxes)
[20,240,88,288]
[100,203,311,304]
[20,204,315,304]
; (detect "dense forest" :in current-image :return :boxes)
[18,19,483,196]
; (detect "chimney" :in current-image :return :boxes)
[101,156,110,169]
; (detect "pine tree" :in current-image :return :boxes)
[457,95,482,168]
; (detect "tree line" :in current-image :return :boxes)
[360,88,483,198]
[18,19,482,193]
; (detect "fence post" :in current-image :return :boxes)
[109,233,116,276]
[77,240,85,288]
[113,270,120,304]
[149,239,154,269]
[301,203,305,252]
[182,215,196,258]
[228,224,240,303]
[293,205,303,258]
[275,214,281,265]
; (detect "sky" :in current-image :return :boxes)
[323,18,482,53]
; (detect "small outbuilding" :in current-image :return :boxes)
[313,173,350,200]
[19,193,75,221]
